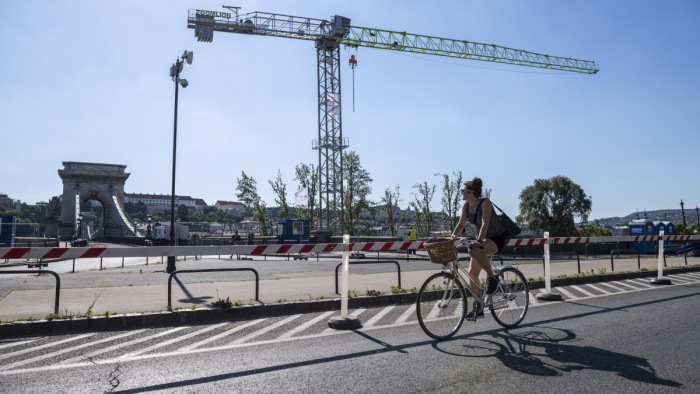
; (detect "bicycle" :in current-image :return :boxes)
[417,237,529,340]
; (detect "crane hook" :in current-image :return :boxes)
[349,54,357,69]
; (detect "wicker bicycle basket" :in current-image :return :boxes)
[423,237,456,265]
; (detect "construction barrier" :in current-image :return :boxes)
[2,235,700,261]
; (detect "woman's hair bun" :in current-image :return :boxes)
[471,177,482,188]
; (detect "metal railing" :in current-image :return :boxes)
[0,270,60,315]
[610,249,641,271]
[334,260,401,295]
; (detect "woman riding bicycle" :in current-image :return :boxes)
[451,177,506,316]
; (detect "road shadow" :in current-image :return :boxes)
[434,326,681,387]
[173,276,212,305]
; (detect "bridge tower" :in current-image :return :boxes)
[57,161,137,239]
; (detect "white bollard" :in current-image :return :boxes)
[650,230,672,285]
[328,234,362,329]
[536,231,562,301]
[341,234,350,318]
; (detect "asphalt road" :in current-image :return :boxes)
[1,274,699,393]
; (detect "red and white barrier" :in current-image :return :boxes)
[2,235,699,261]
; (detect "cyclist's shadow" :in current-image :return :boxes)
[434,327,680,387]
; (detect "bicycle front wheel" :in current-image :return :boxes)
[417,272,467,340]
[489,267,529,328]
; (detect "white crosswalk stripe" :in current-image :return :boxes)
[597,282,627,292]
[278,312,334,340]
[666,275,693,284]
[555,287,576,299]
[61,326,186,364]
[585,283,612,294]
[396,304,416,323]
[614,281,643,290]
[180,318,267,351]
[363,306,395,328]
[628,279,654,288]
[0,337,43,351]
[570,285,596,297]
[0,330,143,372]
[231,314,302,344]
[118,323,228,358]
[0,333,93,361]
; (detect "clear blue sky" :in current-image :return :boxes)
[2,0,699,221]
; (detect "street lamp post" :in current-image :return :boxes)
[167,50,193,274]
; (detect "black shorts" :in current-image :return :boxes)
[488,232,507,254]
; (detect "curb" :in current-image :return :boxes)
[2,266,698,337]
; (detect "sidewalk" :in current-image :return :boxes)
[1,250,697,331]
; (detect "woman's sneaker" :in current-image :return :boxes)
[486,276,500,295]
[465,301,484,320]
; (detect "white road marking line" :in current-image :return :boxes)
[614,281,642,290]
[118,323,228,358]
[395,304,416,323]
[627,279,654,288]
[570,285,596,297]
[277,312,334,340]
[230,315,302,344]
[666,275,692,284]
[674,273,700,280]
[61,326,186,364]
[0,330,144,372]
[529,292,540,305]
[180,319,267,351]
[585,283,611,294]
[363,306,396,328]
[555,287,576,299]
[0,337,44,351]
[597,282,627,292]
[0,333,93,361]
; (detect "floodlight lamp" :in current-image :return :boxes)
[178,62,184,73]
[182,50,193,65]
[179,78,189,88]
[170,65,177,77]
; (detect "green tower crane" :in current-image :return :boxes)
[188,7,598,232]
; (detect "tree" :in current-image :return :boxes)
[236,171,271,236]
[342,151,373,236]
[294,163,318,230]
[410,182,436,238]
[269,170,290,220]
[577,220,612,237]
[436,170,462,234]
[380,186,403,237]
[516,176,592,236]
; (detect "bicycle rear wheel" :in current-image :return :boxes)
[489,267,529,328]
[417,272,467,340]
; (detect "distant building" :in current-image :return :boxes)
[0,193,12,209]
[125,193,207,213]
[215,200,247,214]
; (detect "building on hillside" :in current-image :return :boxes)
[124,193,207,214]
[215,200,246,214]
[0,193,14,209]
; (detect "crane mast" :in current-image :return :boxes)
[187,7,598,232]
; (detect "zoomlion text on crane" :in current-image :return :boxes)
[195,10,231,19]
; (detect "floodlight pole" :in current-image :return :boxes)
[167,51,192,273]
